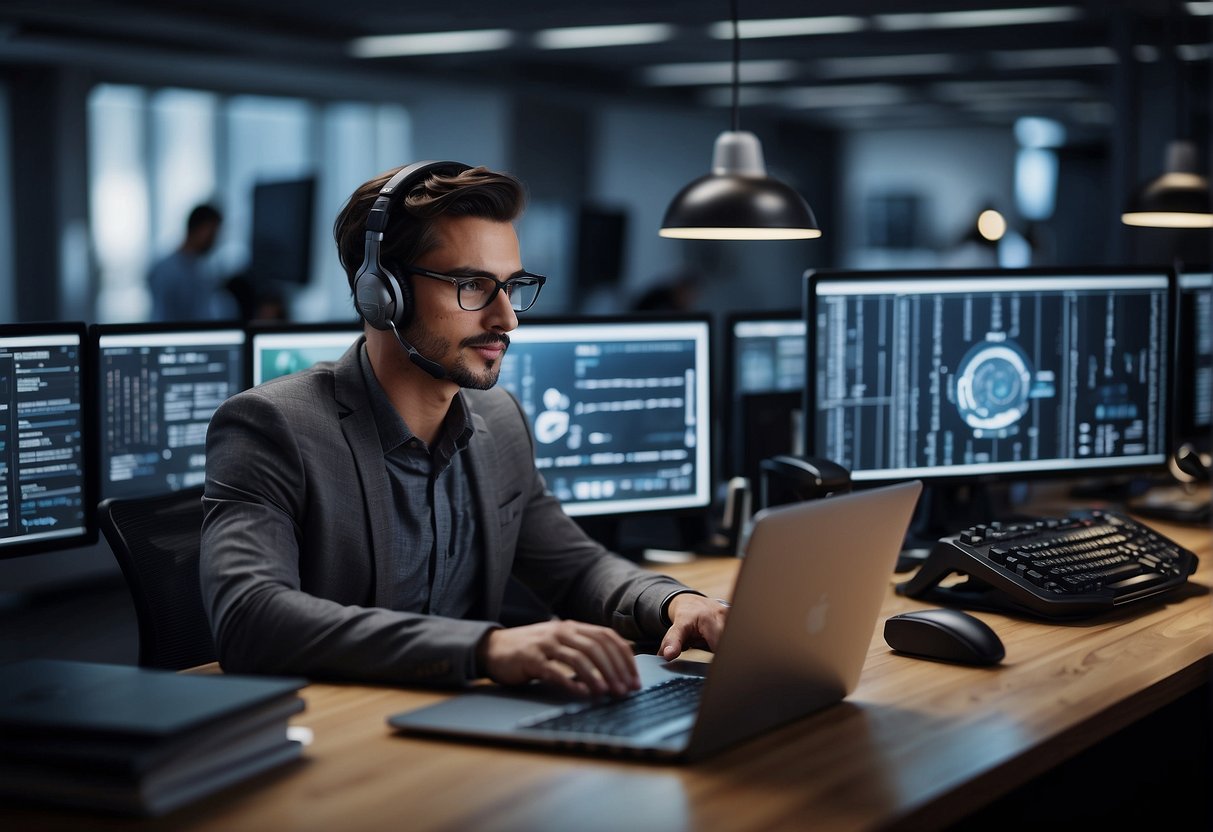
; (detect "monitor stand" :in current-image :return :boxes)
[895,482,1000,573]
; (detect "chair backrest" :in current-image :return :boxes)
[98,487,215,671]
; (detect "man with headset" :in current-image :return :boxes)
[200,161,727,697]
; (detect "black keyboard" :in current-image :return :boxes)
[519,676,704,737]
[897,509,1199,618]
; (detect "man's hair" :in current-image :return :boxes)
[187,204,222,233]
[333,164,526,298]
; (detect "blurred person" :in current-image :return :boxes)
[148,203,237,321]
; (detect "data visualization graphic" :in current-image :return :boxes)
[811,275,1170,481]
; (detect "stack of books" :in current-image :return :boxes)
[0,659,307,817]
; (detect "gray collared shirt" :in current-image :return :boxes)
[359,346,483,619]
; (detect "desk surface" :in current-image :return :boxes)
[7,507,1212,831]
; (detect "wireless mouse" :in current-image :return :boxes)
[883,608,1005,666]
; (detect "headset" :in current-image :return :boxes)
[353,159,473,379]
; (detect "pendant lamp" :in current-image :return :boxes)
[1120,139,1213,228]
[659,0,821,240]
[1120,8,1212,229]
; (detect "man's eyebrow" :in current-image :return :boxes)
[444,267,529,280]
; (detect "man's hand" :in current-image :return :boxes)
[479,620,641,698]
[659,594,729,660]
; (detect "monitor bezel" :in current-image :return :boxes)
[803,266,1178,487]
[1174,264,1211,447]
[504,311,715,519]
[246,319,362,386]
[0,321,97,560]
[90,320,250,502]
[722,309,804,480]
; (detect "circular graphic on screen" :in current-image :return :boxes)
[954,341,1033,433]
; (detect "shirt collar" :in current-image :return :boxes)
[358,342,474,455]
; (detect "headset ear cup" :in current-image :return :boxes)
[354,267,395,330]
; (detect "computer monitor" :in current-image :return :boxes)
[0,323,96,559]
[249,176,316,286]
[805,268,1174,486]
[1176,268,1211,451]
[93,324,247,500]
[496,316,713,518]
[248,323,361,386]
[723,312,806,483]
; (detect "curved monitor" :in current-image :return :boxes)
[805,268,1174,484]
[497,316,713,518]
[93,323,247,500]
[0,323,96,559]
[248,322,361,386]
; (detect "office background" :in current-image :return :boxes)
[0,3,1209,653]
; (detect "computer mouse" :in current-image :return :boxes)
[883,608,1005,666]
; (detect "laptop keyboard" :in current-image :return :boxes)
[520,676,704,737]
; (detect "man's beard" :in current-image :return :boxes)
[403,321,510,390]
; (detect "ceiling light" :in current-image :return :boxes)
[533,23,674,50]
[707,16,865,39]
[977,210,1008,241]
[349,29,514,58]
[643,59,798,86]
[1186,2,1213,15]
[815,53,957,79]
[989,47,1117,69]
[699,86,783,107]
[780,84,908,109]
[1122,140,1213,228]
[933,79,1092,101]
[875,6,1082,31]
[1177,43,1213,61]
[660,0,820,241]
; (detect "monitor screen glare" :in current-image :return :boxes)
[732,318,806,395]
[251,329,360,386]
[809,272,1172,482]
[98,329,245,499]
[497,319,712,517]
[0,331,90,553]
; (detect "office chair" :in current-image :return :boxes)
[99,486,216,671]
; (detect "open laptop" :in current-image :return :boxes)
[388,479,923,762]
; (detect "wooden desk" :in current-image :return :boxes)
[6,515,1211,831]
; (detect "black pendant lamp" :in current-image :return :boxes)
[1120,8,1212,229]
[1121,139,1213,229]
[659,0,821,240]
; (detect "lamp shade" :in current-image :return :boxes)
[1121,140,1213,229]
[660,131,821,240]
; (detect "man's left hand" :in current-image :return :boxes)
[659,594,729,660]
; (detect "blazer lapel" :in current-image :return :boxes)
[464,404,506,621]
[333,339,398,610]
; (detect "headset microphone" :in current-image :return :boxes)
[387,320,447,380]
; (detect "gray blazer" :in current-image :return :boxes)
[200,339,688,687]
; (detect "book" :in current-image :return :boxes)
[0,659,307,816]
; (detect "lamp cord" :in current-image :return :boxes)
[730,0,740,132]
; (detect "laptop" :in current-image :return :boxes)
[388,479,922,762]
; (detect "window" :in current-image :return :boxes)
[87,84,411,322]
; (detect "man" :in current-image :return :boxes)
[148,203,233,321]
[200,162,727,697]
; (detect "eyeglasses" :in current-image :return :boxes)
[404,266,546,312]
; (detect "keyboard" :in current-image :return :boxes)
[519,676,704,737]
[897,509,1199,618]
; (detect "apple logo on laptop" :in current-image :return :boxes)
[806,594,830,635]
